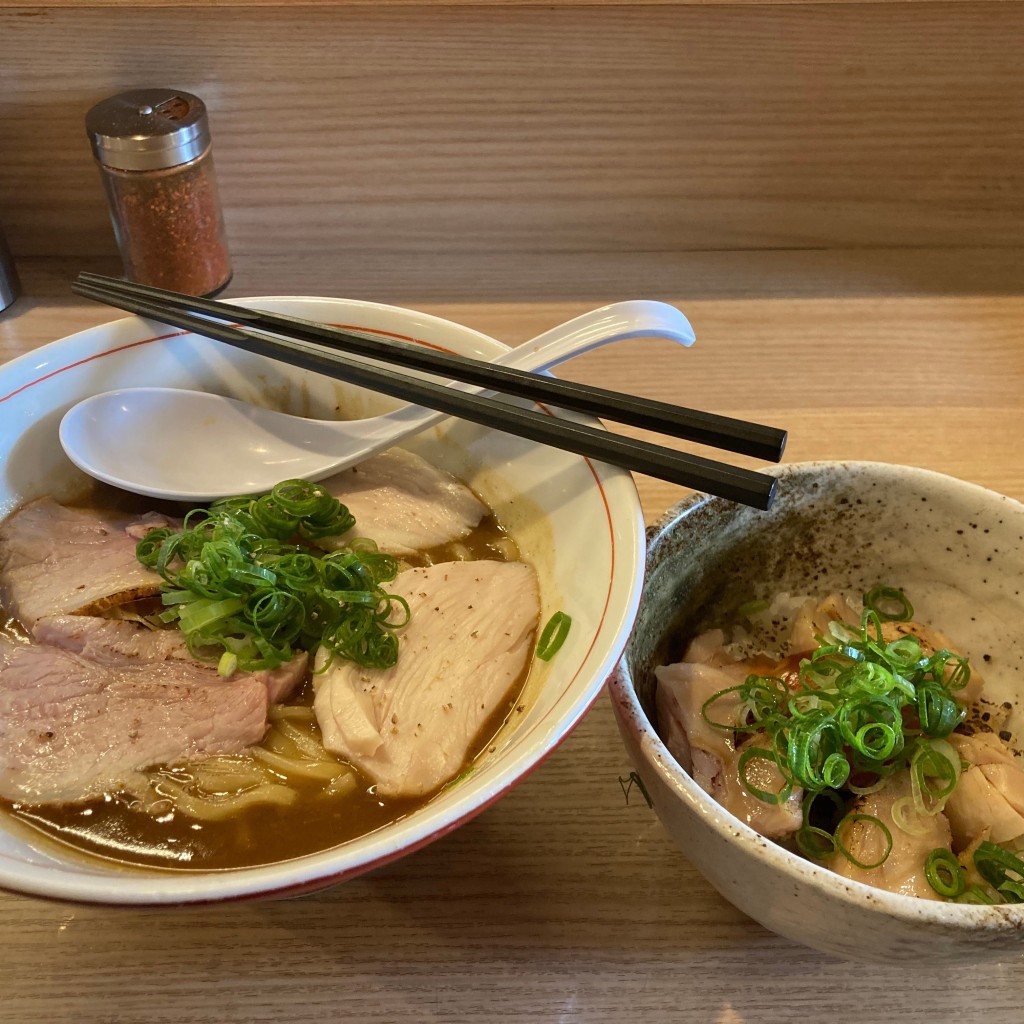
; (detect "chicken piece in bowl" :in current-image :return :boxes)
[609,460,1024,962]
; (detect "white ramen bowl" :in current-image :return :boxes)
[0,296,645,905]
[609,461,1024,963]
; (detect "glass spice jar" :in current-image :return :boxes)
[85,88,232,296]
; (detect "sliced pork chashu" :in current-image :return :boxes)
[318,448,488,557]
[34,614,308,704]
[313,560,540,798]
[0,618,307,804]
[0,497,171,629]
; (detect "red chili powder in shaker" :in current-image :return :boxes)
[86,89,232,297]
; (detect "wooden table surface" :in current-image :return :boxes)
[2,263,1023,1022]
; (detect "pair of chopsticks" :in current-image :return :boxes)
[72,272,787,510]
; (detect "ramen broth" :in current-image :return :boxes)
[0,484,531,871]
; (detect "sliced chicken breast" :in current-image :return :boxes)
[655,659,739,783]
[313,560,539,798]
[880,620,985,704]
[789,593,862,654]
[946,731,1024,847]
[656,660,801,838]
[828,770,953,900]
[318,448,488,557]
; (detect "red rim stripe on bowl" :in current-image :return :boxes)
[0,316,625,900]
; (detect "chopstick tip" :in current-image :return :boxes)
[761,475,780,511]
[773,429,789,463]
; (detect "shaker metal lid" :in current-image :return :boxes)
[86,88,212,171]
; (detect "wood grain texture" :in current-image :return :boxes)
[3,268,1024,1020]
[4,0,1015,7]
[11,246,1024,303]
[2,4,1022,259]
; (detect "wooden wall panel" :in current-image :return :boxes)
[3,0,1018,8]
[1,4,1021,259]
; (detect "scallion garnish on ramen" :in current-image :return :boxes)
[0,448,541,870]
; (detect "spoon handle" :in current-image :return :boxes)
[71,279,779,509]
[75,274,786,463]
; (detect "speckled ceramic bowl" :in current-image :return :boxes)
[608,461,1024,962]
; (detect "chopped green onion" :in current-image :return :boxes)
[834,813,893,870]
[917,684,964,737]
[705,586,983,879]
[999,880,1024,902]
[925,848,965,898]
[821,752,851,789]
[957,884,996,905]
[177,596,244,634]
[973,841,1024,903]
[136,479,406,672]
[796,826,837,859]
[736,598,770,618]
[217,651,239,678]
[944,654,971,693]
[854,721,900,762]
[794,790,844,859]
[723,592,972,805]
[536,610,572,661]
[846,772,890,797]
[863,585,914,623]
[889,796,932,837]
[909,739,961,815]
[737,746,793,805]
[700,683,746,731]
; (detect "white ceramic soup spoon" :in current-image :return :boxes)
[59,300,695,503]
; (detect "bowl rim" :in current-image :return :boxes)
[609,458,1024,931]
[0,295,646,905]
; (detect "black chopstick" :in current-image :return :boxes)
[76,272,786,464]
[71,277,779,509]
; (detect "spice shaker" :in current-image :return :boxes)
[86,88,232,296]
